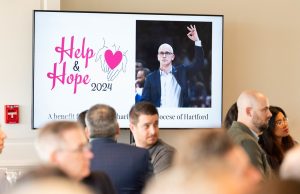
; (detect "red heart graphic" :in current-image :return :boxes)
[104,50,123,70]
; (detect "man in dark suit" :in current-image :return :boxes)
[85,104,152,194]
[227,90,273,178]
[141,25,204,107]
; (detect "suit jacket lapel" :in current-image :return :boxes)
[154,70,161,97]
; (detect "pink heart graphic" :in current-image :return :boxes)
[104,49,123,70]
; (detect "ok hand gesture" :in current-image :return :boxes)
[187,25,199,42]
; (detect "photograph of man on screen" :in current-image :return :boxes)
[135,20,212,108]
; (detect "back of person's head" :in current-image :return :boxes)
[175,129,234,166]
[8,176,94,194]
[85,104,118,138]
[280,145,300,180]
[143,164,242,194]
[35,121,82,162]
[129,101,158,125]
[77,110,88,128]
[223,102,238,130]
[174,129,261,194]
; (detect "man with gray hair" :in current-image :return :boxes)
[228,90,273,178]
[85,104,152,194]
[35,121,93,181]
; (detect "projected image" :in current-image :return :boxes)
[33,11,223,129]
[135,21,212,108]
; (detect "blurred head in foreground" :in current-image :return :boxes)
[8,177,94,194]
[35,121,93,181]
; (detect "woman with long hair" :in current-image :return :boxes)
[259,106,296,173]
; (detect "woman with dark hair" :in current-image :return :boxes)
[259,106,296,173]
[223,102,238,130]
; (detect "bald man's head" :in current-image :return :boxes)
[236,90,272,134]
[157,43,175,70]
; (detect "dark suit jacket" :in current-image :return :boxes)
[82,171,116,194]
[90,138,151,194]
[228,121,272,178]
[141,46,204,107]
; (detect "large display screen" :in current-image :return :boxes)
[33,10,223,129]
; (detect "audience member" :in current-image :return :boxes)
[0,124,10,193]
[259,106,296,173]
[77,110,88,128]
[129,101,176,174]
[279,145,300,180]
[223,102,238,130]
[0,124,7,153]
[35,121,114,194]
[174,129,262,194]
[227,90,273,178]
[35,121,93,181]
[85,104,151,194]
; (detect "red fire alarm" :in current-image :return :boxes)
[5,105,19,124]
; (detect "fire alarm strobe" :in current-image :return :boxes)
[5,105,19,124]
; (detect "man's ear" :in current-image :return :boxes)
[50,151,58,165]
[172,54,175,61]
[129,122,135,133]
[115,123,120,136]
[246,107,252,117]
[85,127,90,139]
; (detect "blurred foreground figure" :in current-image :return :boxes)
[0,124,7,153]
[143,163,242,194]
[0,124,11,193]
[8,177,94,194]
[35,121,115,194]
[177,129,262,194]
[35,121,93,181]
[279,145,300,180]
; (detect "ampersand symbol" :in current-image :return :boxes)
[73,61,80,72]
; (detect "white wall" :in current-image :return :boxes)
[0,0,61,166]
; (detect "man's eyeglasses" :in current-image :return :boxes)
[58,143,91,153]
[158,51,173,56]
[275,117,288,127]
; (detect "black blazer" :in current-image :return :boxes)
[141,46,204,107]
[82,171,116,194]
[90,138,152,194]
